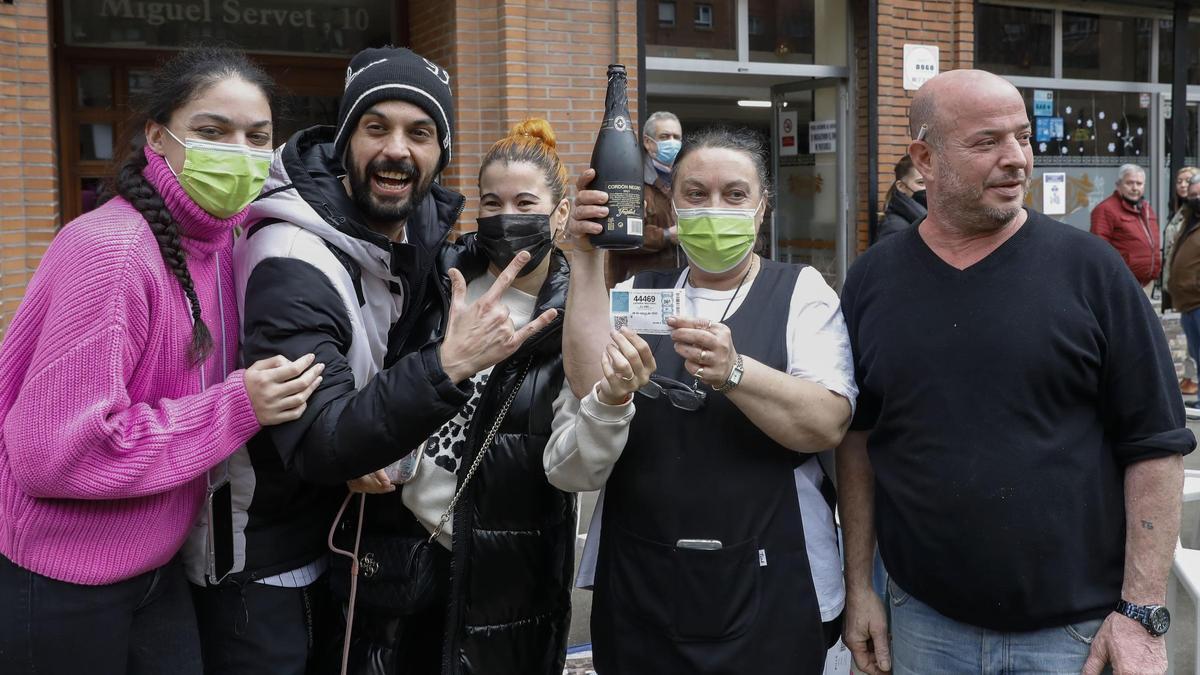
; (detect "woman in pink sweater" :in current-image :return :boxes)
[0,48,323,674]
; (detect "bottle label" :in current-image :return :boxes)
[603,181,642,230]
[601,115,632,133]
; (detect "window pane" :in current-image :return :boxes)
[1164,102,1199,170]
[1019,88,1150,231]
[76,66,112,108]
[128,69,154,102]
[80,177,107,215]
[659,1,676,27]
[80,123,114,161]
[1158,19,1200,85]
[748,0,818,65]
[975,5,1053,77]
[1062,13,1152,82]
[644,0,736,60]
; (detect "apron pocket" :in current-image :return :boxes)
[672,537,761,641]
[608,525,676,631]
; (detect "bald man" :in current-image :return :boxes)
[837,70,1192,675]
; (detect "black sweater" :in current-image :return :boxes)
[842,209,1194,631]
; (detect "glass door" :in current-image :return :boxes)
[769,77,850,289]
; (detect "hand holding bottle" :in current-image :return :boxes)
[563,168,609,252]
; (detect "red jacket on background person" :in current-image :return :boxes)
[1090,190,1161,286]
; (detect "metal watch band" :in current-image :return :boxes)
[713,353,744,393]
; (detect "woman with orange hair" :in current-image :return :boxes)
[344,118,578,675]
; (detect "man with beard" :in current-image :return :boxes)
[837,70,1193,675]
[190,48,557,674]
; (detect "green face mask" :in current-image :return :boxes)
[166,129,272,219]
[674,200,761,273]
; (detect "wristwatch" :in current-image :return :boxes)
[713,353,744,393]
[1115,600,1171,637]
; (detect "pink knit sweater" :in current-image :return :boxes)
[0,148,261,585]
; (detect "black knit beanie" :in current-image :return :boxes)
[333,47,455,174]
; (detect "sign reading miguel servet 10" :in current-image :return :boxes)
[65,0,392,55]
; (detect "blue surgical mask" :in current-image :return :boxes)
[655,138,682,165]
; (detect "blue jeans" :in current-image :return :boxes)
[888,577,1107,675]
[1182,308,1200,367]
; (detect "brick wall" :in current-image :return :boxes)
[868,0,974,250]
[410,0,638,231]
[0,0,54,337]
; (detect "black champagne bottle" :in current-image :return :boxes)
[588,64,644,250]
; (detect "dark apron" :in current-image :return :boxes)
[592,260,827,674]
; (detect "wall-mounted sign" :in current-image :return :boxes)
[63,0,393,56]
[809,120,837,154]
[1034,90,1053,117]
[903,44,939,91]
[1139,93,1151,109]
[1043,172,1066,215]
[779,111,798,157]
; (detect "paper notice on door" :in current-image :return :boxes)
[1043,173,1066,215]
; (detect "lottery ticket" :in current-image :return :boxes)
[609,288,683,335]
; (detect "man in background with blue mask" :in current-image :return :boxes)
[606,110,684,286]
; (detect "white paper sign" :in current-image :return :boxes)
[1043,172,1066,215]
[779,111,798,157]
[903,44,940,91]
[809,120,837,154]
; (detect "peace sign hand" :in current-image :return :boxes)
[438,250,559,384]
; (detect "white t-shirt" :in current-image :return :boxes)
[553,264,857,621]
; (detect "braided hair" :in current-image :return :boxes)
[111,47,274,365]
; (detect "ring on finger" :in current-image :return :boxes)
[695,367,705,379]
[699,349,707,364]
[620,374,634,382]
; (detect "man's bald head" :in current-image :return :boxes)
[909,70,1024,147]
[907,69,1033,235]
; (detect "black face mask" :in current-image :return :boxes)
[475,214,554,277]
[1189,197,1200,214]
[912,189,927,208]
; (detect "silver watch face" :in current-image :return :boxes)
[1148,606,1171,636]
[729,365,743,385]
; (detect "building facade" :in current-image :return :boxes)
[0,0,1191,334]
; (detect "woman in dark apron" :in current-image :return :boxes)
[549,126,858,673]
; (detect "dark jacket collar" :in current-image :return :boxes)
[443,234,569,357]
[885,190,926,224]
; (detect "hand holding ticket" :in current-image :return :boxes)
[609,289,684,335]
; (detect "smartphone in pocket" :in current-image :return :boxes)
[206,477,234,585]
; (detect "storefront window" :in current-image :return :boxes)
[644,0,737,60]
[975,5,1053,78]
[1158,19,1200,86]
[1020,87,1150,230]
[1061,13,1152,82]
[62,0,392,56]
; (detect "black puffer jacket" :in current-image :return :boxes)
[876,190,926,242]
[364,236,576,675]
